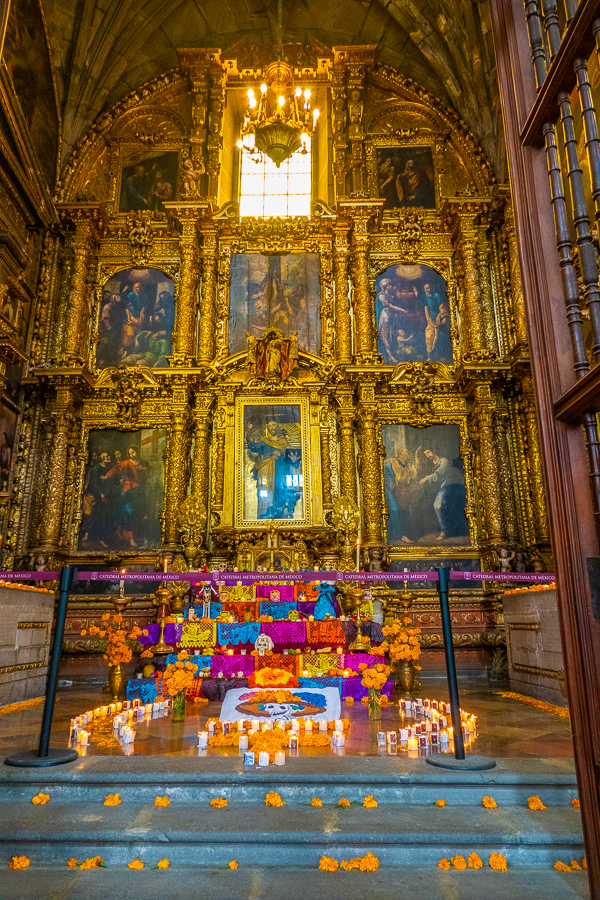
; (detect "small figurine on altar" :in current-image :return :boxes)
[314,581,337,620]
[254,633,274,656]
[495,547,515,574]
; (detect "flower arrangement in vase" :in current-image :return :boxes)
[80,613,142,700]
[163,651,198,720]
[359,662,391,719]
[380,616,422,693]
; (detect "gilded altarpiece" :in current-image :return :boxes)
[1,45,551,670]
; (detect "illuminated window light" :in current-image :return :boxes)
[240,137,311,219]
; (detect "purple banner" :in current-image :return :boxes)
[0,572,60,580]
[451,571,555,583]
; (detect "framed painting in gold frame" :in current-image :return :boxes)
[234,396,313,528]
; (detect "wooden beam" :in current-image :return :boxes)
[554,365,600,423]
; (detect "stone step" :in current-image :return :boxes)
[0,865,591,900]
[0,803,583,866]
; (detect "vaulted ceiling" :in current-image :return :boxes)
[40,0,504,180]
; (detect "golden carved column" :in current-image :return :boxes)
[357,404,383,545]
[477,224,500,358]
[336,392,357,503]
[56,205,106,366]
[474,383,506,544]
[521,374,550,543]
[198,220,217,365]
[38,383,74,551]
[446,201,490,359]
[179,394,213,564]
[162,410,191,548]
[340,199,383,364]
[165,204,207,367]
[211,398,227,519]
[320,407,333,510]
[494,404,519,543]
[334,217,352,365]
[503,199,529,352]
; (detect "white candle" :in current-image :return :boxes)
[258,751,269,767]
[208,721,216,733]
[400,728,408,742]
[291,720,299,732]
[275,720,285,730]
[305,719,313,732]
[288,734,298,750]
[335,719,343,732]
[425,721,432,733]
[319,720,328,732]
[237,719,245,731]
[377,731,386,746]
[198,731,208,749]
[274,751,285,766]
[239,734,249,749]
[407,736,418,750]
[387,731,397,746]
[145,703,153,714]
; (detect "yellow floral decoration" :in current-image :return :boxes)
[438,858,450,870]
[103,793,121,806]
[338,798,351,808]
[468,853,483,869]
[265,791,286,807]
[363,795,378,808]
[228,860,239,869]
[31,792,49,805]
[554,861,571,872]
[163,651,198,698]
[482,796,497,809]
[570,859,582,870]
[155,859,169,869]
[79,856,105,869]
[380,617,422,664]
[8,855,30,869]
[128,860,144,869]
[527,795,547,810]
[67,858,78,868]
[434,800,446,807]
[318,855,338,872]
[311,798,323,807]
[154,795,170,807]
[571,798,580,808]
[489,853,507,871]
[210,798,228,808]
[451,854,467,870]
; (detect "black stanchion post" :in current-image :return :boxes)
[5,566,79,767]
[426,566,496,771]
[437,565,465,760]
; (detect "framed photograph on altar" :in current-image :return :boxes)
[235,397,313,527]
[228,253,321,357]
[78,428,167,550]
[382,423,470,546]
[375,264,452,365]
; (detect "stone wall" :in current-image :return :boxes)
[0,585,55,706]
[503,589,566,707]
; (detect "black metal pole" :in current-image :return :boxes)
[437,566,465,760]
[38,565,75,757]
[5,566,79,767]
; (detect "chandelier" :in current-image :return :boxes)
[237,59,320,168]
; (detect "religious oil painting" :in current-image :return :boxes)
[377,146,435,210]
[119,150,178,212]
[228,253,321,357]
[239,402,308,524]
[375,264,452,365]
[382,424,470,546]
[96,268,174,369]
[79,428,166,550]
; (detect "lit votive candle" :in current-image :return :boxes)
[275,720,285,730]
[251,719,260,731]
[305,719,313,732]
[291,720,299,732]
[302,670,309,677]
[227,649,234,656]
[198,731,208,749]
[407,736,418,750]
[335,719,343,732]
[441,716,447,728]
[122,701,130,710]
[288,734,298,750]
[425,721,432,733]
[222,721,231,735]
[274,751,285,766]
[377,731,386,746]
[237,719,245,731]
[144,703,153,714]
[208,720,216,733]
[258,751,269,767]
[387,731,397,747]
[400,728,408,742]
[239,734,249,750]
[318,720,328,732]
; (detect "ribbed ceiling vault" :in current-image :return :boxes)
[41,0,504,179]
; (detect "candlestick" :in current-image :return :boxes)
[274,750,285,766]
[356,538,360,572]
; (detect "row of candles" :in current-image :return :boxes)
[70,698,173,752]
[197,717,347,762]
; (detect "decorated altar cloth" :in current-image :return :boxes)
[220,685,341,723]
[210,655,255,678]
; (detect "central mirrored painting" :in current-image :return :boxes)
[243,403,304,521]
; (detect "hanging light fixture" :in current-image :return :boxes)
[236,1,319,167]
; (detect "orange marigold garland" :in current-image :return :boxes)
[571,798,580,808]
[570,859,582,870]
[495,691,569,719]
[338,797,351,808]
[67,858,78,868]
[363,795,378,808]
[252,668,298,688]
[554,861,571,872]
[79,856,106,869]
[319,855,338,872]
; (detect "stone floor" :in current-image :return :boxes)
[0,674,573,760]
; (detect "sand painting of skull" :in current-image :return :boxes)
[236,691,326,722]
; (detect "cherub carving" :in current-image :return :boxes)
[181,157,205,195]
[495,547,515,574]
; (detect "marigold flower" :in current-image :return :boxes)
[318,855,338,872]
[31,791,50,805]
[155,859,169,869]
[103,793,121,806]
[451,854,467,870]
[101,613,110,621]
[338,797,351,808]
[488,853,507,871]
[438,858,450,870]
[345,697,354,706]
[79,856,105,869]
[468,853,483,869]
[67,858,78,868]
[583,857,588,869]
[527,795,547,810]
[80,629,87,636]
[154,795,170,807]
[571,798,580,808]
[359,852,380,872]
[210,797,228,808]
[311,798,323,807]
[228,860,239,869]
[128,860,144,869]
[8,855,30,869]
[570,859,582,870]
[265,791,285,807]
[554,861,571,872]
[360,696,369,705]
[482,796,497,809]
[434,799,446,807]
[363,795,378,808]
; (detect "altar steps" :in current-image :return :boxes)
[0,757,584,875]
[0,865,590,900]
